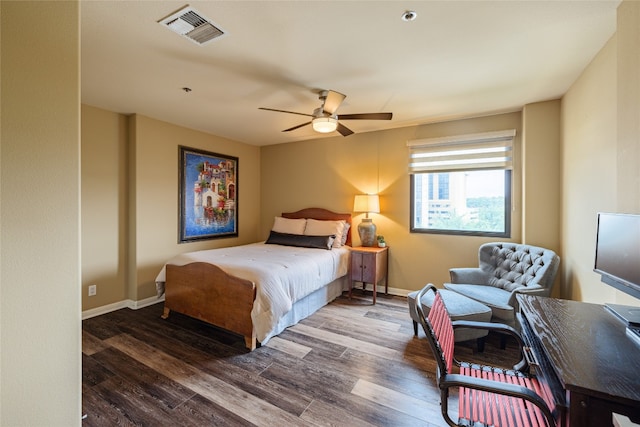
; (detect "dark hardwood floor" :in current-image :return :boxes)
[82,292,521,426]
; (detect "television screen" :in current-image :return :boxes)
[594,212,640,300]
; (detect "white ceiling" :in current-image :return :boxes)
[81,1,620,146]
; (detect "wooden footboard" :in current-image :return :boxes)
[162,262,257,350]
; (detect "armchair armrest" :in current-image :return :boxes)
[449,268,491,285]
[508,285,545,310]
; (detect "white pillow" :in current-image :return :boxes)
[304,219,346,248]
[272,217,307,235]
[341,222,351,246]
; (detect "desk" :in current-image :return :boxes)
[518,295,640,427]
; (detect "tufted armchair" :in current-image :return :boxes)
[444,242,560,328]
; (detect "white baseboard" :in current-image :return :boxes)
[82,286,410,320]
[82,295,165,320]
[354,284,411,297]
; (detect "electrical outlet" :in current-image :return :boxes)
[88,285,97,296]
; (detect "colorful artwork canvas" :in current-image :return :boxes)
[179,146,238,242]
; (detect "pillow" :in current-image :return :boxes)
[304,219,346,248]
[265,231,335,250]
[341,222,351,246]
[271,216,306,235]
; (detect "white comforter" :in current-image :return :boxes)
[155,242,350,343]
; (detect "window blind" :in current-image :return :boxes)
[407,129,516,174]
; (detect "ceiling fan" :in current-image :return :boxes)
[259,90,392,137]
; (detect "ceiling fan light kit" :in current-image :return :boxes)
[259,89,392,137]
[312,117,338,133]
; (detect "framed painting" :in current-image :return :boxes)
[179,146,238,243]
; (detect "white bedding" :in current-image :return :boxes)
[155,242,350,343]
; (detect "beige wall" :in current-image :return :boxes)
[84,100,564,303]
[617,0,640,216]
[81,106,129,310]
[561,35,618,303]
[81,109,262,310]
[261,111,564,294]
[1,1,81,424]
[521,100,563,297]
[561,0,640,306]
[131,114,262,301]
[522,100,561,250]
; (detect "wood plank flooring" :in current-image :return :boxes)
[82,292,520,426]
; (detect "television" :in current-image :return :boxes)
[594,212,640,325]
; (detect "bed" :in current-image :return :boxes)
[155,208,352,351]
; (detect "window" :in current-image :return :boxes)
[408,130,514,237]
[437,173,449,199]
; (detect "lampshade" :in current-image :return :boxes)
[353,194,380,214]
[312,117,338,133]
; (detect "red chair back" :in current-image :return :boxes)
[414,285,455,378]
[427,291,455,373]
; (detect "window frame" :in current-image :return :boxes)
[410,170,512,237]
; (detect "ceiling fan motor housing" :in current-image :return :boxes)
[313,107,335,119]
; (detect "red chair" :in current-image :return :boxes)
[413,284,557,427]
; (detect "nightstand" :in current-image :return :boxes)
[349,246,389,304]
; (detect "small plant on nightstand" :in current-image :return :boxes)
[377,235,386,247]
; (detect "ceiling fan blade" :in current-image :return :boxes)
[259,107,314,118]
[282,121,312,132]
[322,90,346,115]
[336,122,354,137]
[337,112,393,121]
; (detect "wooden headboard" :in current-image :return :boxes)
[282,207,352,247]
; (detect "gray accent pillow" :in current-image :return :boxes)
[265,231,335,250]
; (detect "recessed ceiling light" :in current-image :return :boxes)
[401,10,417,22]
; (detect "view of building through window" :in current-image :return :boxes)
[412,169,510,236]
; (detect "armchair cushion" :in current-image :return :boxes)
[407,288,492,343]
[444,283,514,321]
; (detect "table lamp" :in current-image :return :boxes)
[353,194,380,247]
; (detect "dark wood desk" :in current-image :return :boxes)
[517,295,640,427]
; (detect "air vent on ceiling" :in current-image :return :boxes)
[159,6,225,45]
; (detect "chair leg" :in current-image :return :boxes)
[413,320,418,336]
[500,334,507,349]
[476,337,485,353]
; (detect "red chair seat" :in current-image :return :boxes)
[459,364,555,427]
